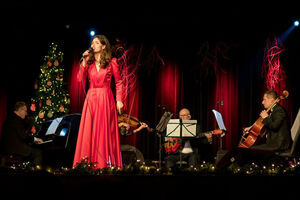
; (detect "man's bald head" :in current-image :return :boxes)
[179,108,191,120]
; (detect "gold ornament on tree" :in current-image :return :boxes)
[54,59,59,66]
[38,112,45,119]
[41,67,45,74]
[47,60,52,67]
[30,104,36,111]
[59,105,64,112]
[47,112,53,118]
[46,99,52,106]
[47,80,52,86]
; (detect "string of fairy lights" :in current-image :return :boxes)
[4,157,300,176]
[30,42,70,128]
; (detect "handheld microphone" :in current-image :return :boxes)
[82,47,93,58]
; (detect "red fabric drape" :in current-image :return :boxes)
[156,62,181,118]
[214,69,239,150]
[0,90,7,139]
[263,38,293,123]
[68,56,86,113]
[120,83,140,147]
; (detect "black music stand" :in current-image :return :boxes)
[155,111,173,168]
[166,119,197,167]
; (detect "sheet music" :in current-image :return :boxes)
[45,117,63,135]
[166,119,197,137]
[212,109,226,131]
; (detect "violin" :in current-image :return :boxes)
[239,90,289,148]
[118,113,154,132]
[118,113,141,128]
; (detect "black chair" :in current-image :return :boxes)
[276,108,300,162]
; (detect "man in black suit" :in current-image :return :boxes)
[217,90,292,168]
[1,101,44,165]
[244,90,291,151]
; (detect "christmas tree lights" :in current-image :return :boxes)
[30,42,70,130]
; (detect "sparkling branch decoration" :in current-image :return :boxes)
[2,157,299,176]
[30,42,70,130]
[262,37,286,93]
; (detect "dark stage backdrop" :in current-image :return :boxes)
[1,10,299,162]
[0,90,7,140]
[65,37,298,162]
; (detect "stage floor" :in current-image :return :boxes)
[0,170,298,199]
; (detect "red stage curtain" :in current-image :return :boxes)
[214,68,239,150]
[156,62,182,118]
[68,55,86,113]
[120,83,140,147]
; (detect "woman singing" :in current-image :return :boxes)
[73,35,124,169]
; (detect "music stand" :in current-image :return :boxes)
[212,109,227,150]
[155,111,173,168]
[166,119,197,167]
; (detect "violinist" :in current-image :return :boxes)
[118,116,152,136]
[243,90,291,151]
[118,113,153,164]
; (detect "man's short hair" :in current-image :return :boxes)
[14,101,27,111]
[264,90,278,100]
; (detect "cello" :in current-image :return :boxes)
[239,90,289,148]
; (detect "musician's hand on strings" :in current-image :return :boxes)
[119,122,130,130]
[137,122,149,132]
[243,126,251,134]
[260,110,269,119]
[205,133,213,143]
[116,101,124,114]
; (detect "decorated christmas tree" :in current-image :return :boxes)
[30,42,70,130]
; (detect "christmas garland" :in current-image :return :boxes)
[2,157,300,176]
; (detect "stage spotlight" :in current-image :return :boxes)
[90,30,95,37]
[294,20,299,27]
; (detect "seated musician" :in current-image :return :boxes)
[164,108,212,169]
[118,119,152,163]
[217,90,292,168]
[0,101,44,166]
[243,90,291,152]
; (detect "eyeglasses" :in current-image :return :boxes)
[180,114,191,117]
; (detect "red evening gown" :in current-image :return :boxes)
[73,58,123,169]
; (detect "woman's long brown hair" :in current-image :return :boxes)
[87,35,112,68]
